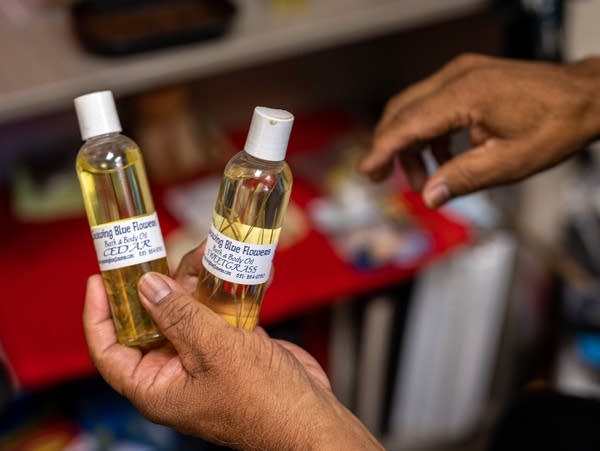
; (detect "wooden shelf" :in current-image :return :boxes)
[0,0,484,124]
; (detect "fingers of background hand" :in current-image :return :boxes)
[422,138,528,208]
[431,135,452,167]
[174,241,206,292]
[469,124,491,147]
[399,152,428,191]
[377,81,436,136]
[138,272,229,369]
[83,275,142,394]
[362,88,473,177]
[368,159,394,182]
[376,53,492,136]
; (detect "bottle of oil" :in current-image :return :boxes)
[196,107,294,330]
[75,90,167,348]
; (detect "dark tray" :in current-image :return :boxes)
[71,0,236,56]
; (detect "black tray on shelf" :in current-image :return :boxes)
[71,0,237,56]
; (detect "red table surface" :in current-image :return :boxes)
[0,109,470,390]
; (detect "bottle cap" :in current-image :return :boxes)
[74,90,122,141]
[244,107,294,161]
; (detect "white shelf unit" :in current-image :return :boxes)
[0,0,484,124]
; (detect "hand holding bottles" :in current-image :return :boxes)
[83,244,382,450]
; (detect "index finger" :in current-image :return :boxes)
[361,85,473,176]
[376,53,491,135]
[83,275,142,395]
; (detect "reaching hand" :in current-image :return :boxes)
[361,54,600,208]
[83,245,381,450]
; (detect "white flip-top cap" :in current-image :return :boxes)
[244,107,294,161]
[74,90,122,141]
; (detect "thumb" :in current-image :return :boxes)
[422,138,527,208]
[138,272,229,369]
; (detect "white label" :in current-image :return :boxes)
[202,225,277,285]
[91,212,167,271]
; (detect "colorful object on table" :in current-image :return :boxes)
[297,138,432,269]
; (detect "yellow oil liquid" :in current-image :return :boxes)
[77,137,166,348]
[196,152,292,330]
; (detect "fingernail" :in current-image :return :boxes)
[139,273,171,304]
[424,183,451,208]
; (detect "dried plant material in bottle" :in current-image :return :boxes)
[196,107,294,330]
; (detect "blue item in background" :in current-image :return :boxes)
[576,333,600,370]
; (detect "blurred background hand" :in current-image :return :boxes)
[361,54,600,208]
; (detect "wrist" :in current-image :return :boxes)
[285,390,383,451]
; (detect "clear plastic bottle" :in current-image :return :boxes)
[75,91,167,348]
[196,107,294,330]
